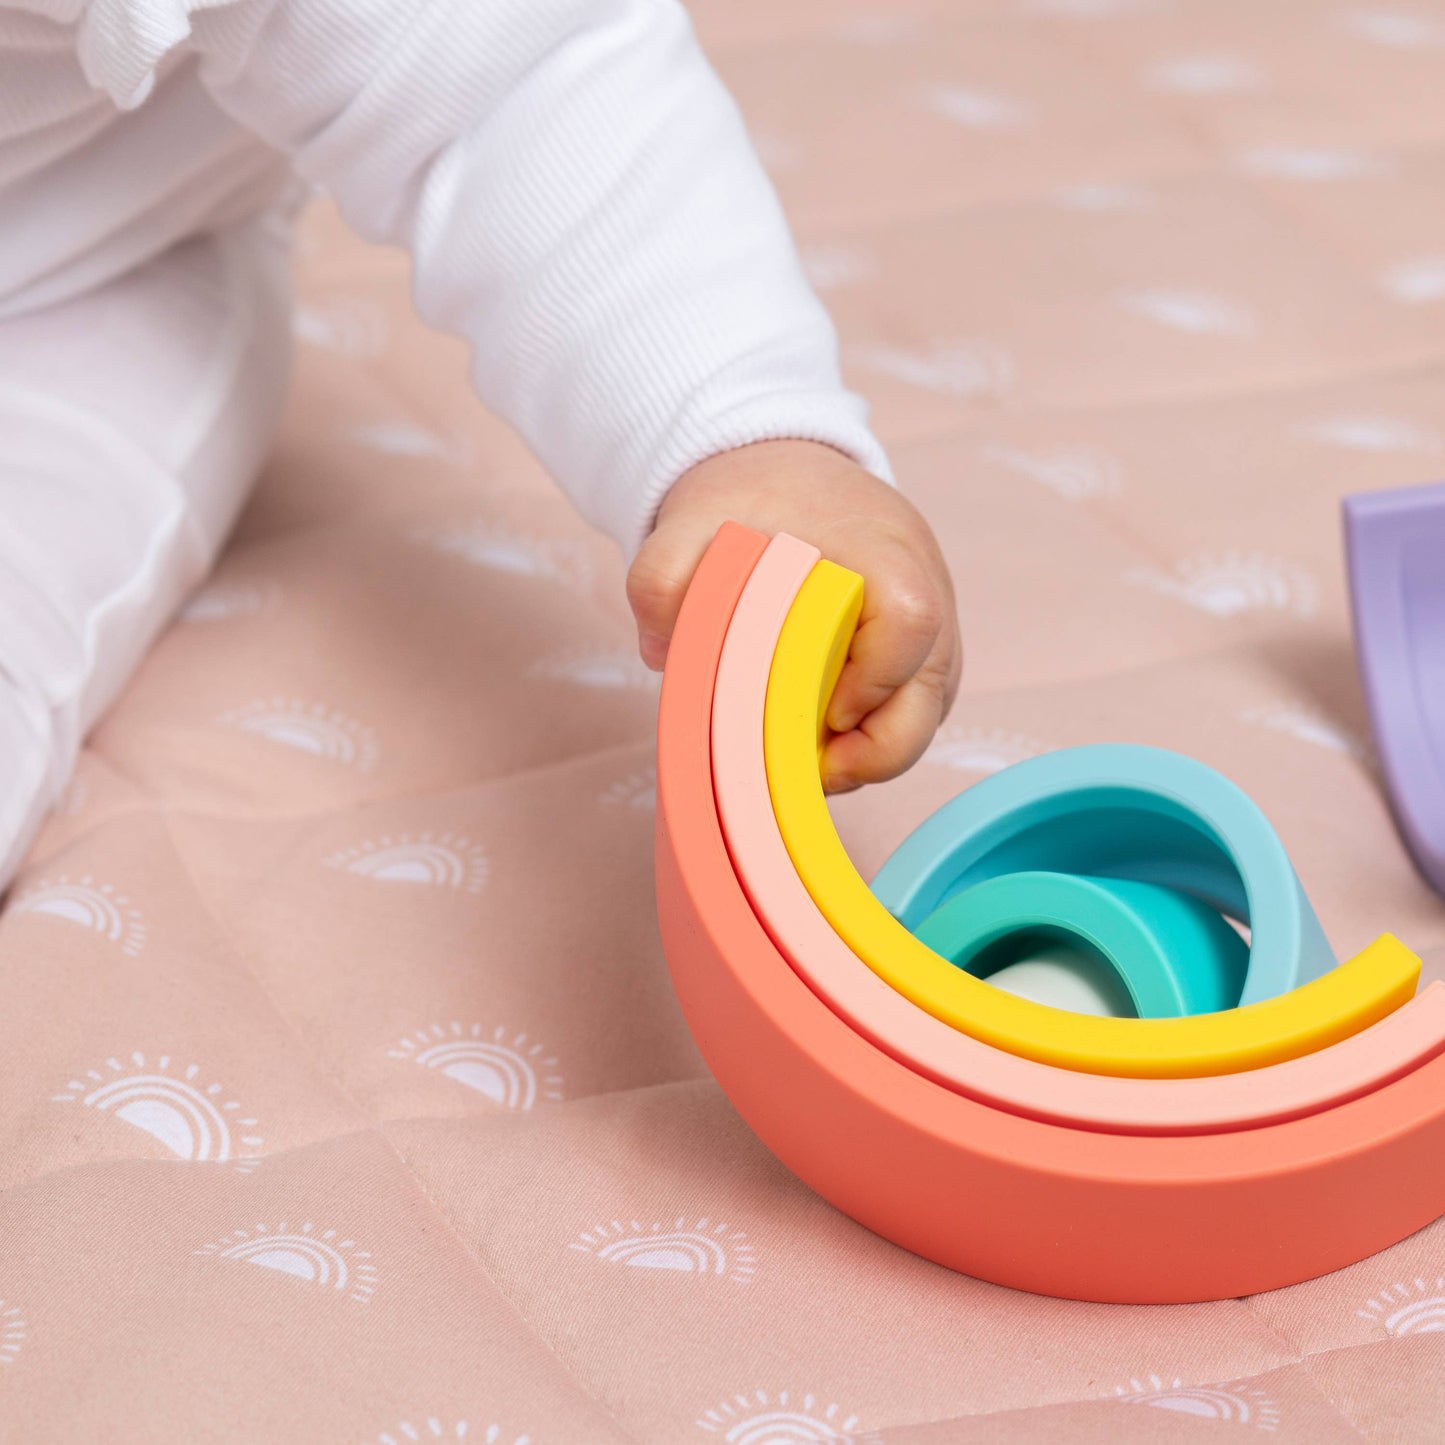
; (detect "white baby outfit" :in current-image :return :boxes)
[0,0,890,887]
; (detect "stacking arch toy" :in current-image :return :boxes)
[763,558,1414,1075]
[659,522,1445,1302]
[1346,480,1445,895]
[710,531,1445,1134]
[909,868,1249,1019]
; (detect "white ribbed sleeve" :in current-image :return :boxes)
[36,0,894,554]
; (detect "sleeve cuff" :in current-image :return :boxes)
[604,389,895,561]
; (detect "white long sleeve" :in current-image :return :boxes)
[3,0,892,555]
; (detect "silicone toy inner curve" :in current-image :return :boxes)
[915,871,1249,1018]
[989,946,1135,1017]
[870,760,1336,1008]
[708,526,1443,1131]
[762,559,1419,1077]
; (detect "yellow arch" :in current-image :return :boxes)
[762,560,1418,1077]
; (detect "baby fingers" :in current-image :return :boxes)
[822,623,961,792]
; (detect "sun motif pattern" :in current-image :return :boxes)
[979,442,1124,500]
[195,1221,377,1304]
[292,297,389,357]
[1358,1277,1445,1336]
[526,647,661,691]
[1380,255,1445,305]
[57,771,91,819]
[324,833,489,894]
[921,83,1033,130]
[181,580,282,622]
[568,1217,758,1285]
[1341,9,1445,48]
[1238,702,1375,767]
[8,875,148,956]
[217,698,380,771]
[1145,54,1265,95]
[1051,180,1152,210]
[1237,146,1388,181]
[925,725,1050,775]
[388,1024,564,1110]
[831,12,921,44]
[696,1392,881,1444]
[0,1299,25,1365]
[411,520,594,591]
[1113,1375,1281,1431]
[846,339,1016,399]
[360,1422,531,1445]
[598,766,657,812]
[751,130,803,175]
[51,1052,263,1171]
[798,242,876,293]
[348,421,474,467]
[1293,413,1442,454]
[1116,288,1257,336]
[1126,551,1319,621]
[1026,0,1165,16]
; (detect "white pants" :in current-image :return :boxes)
[0,212,294,888]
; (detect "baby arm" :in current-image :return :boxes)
[70,0,960,784]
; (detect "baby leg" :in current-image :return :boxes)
[0,212,295,888]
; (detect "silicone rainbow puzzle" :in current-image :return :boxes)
[1346,480,1445,899]
[654,522,1445,1305]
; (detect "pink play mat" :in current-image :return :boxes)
[4,1,1445,1439]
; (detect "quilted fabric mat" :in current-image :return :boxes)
[4,1,1445,1439]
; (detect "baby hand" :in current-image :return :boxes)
[628,440,961,792]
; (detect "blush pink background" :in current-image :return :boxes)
[4,1,1445,1439]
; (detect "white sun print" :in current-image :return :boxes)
[8,875,147,957]
[922,84,1033,130]
[1339,9,1445,47]
[1116,288,1257,337]
[847,339,1016,399]
[925,725,1049,775]
[195,1221,377,1304]
[1293,412,1443,454]
[292,298,389,357]
[0,1299,25,1365]
[51,1052,263,1170]
[324,833,489,894]
[388,1023,564,1110]
[361,1422,531,1445]
[58,771,90,819]
[598,766,657,812]
[181,579,282,622]
[569,1217,758,1284]
[1023,0,1167,15]
[1236,146,1389,182]
[979,443,1124,500]
[1381,256,1445,304]
[1113,1375,1281,1430]
[1050,181,1153,211]
[527,647,660,692]
[1358,1276,1445,1335]
[1238,702,1375,767]
[830,12,921,44]
[1145,53,1265,95]
[217,698,380,771]
[1126,552,1319,621]
[751,131,803,175]
[799,243,877,294]
[411,520,595,592]
[346,421,474,468]
[696,1392,881,1444]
